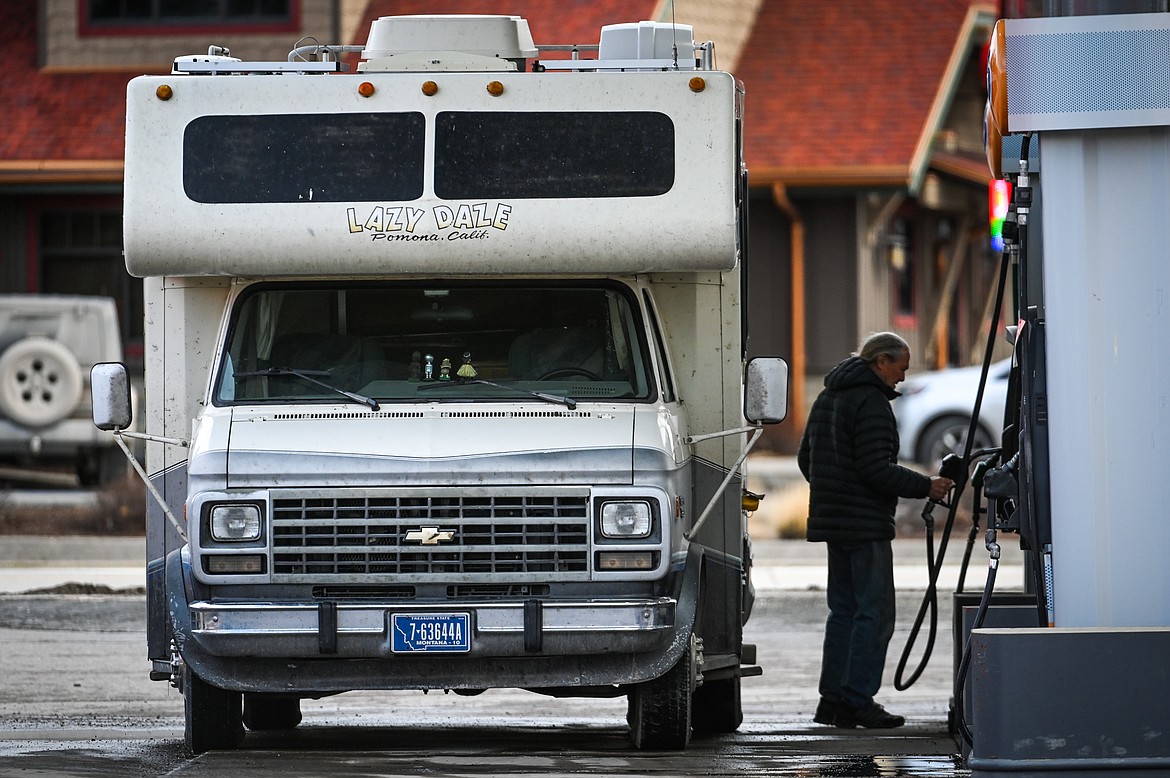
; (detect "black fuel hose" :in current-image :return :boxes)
[950,132,1038,748]
[954,531,1000,747]
[893,211,1015,692]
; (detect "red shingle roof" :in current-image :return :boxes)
[1,0,991,190]
[738,0,992,188]
[0,4,133,181]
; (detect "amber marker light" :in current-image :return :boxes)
[358,81,376,97]
[156,84,173,101]
[689,76,706,93]
[986,19,1008,137]
[984,19,1008,177]
[486,80,505,96]
[422,80,439,96]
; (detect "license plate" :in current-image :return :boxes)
[390,613,471,653]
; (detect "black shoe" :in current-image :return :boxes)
[813,697,841,725]
[833,702,905,729]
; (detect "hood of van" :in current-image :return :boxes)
[213,405,639,487]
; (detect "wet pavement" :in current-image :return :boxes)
[0,548,989,777]
[0,474,1028,778]
[0,596,972,778]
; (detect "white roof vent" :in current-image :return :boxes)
[360,14,538,72]
[172,45,240,74]
[598,21,696,70]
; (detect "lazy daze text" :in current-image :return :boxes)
[348,202,512,242]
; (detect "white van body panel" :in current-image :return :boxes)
[124,72,738,278]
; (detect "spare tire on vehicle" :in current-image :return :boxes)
[0,336,83,428]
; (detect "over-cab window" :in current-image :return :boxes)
[434,111,675,199]
[183,113,425,203]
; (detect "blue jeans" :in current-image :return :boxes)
[817,540,896,709]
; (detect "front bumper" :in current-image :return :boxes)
[168,547,700,693]
[188,598,676,658]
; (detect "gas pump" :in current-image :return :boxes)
[961,10,1170,775]
[892,163,1035,733]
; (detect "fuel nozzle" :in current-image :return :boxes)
[938,453,966,492]
[925,452,965,507]
[921,454,964,527]
[971,458,992,491]
[982,451,1020,531]
[982,451,1018,499]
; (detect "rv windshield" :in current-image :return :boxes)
[216,283,654,406]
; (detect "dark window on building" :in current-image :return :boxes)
[87,0,291,25]
[38,209,144,363]
[434,111,675,199]
[184,113,426,204]
[889,219,916,320]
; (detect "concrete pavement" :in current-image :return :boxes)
[0,536,146,593]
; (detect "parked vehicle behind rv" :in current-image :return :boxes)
[0,294,128,486]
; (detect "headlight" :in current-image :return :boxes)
[600,501,652,538]
[210,504,261,541]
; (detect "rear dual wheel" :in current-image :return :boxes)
[691,675,743,734]
[243,694,303,731]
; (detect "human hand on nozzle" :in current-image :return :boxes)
[928,452,965,503]
[928,475,954,502]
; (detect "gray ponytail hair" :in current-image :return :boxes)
[857,331,909,365]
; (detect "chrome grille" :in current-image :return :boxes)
[270,491,590,581]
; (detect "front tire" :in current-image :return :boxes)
[183,666,244,754]
[627,636,695,750]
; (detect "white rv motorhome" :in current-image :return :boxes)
[94,14,787,754]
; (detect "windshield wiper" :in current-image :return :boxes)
[417,377,576,410]
[234,367,380,411]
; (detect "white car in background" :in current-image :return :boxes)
[894,358,1011,468]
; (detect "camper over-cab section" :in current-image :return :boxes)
[123,16,742,278]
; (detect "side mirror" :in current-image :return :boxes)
[91,362,133,431]
[745,357,788,424]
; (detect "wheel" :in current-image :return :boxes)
[183,666,244,754]
[0,337,83,428]
[691,676,743,735]
[243,694,302,731]
[626,636,695,750]
[537,367,600,381]
[915,415,992,468]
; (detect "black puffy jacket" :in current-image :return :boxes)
[797,356,931,542]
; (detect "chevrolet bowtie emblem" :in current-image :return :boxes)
[404,527,456,545]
